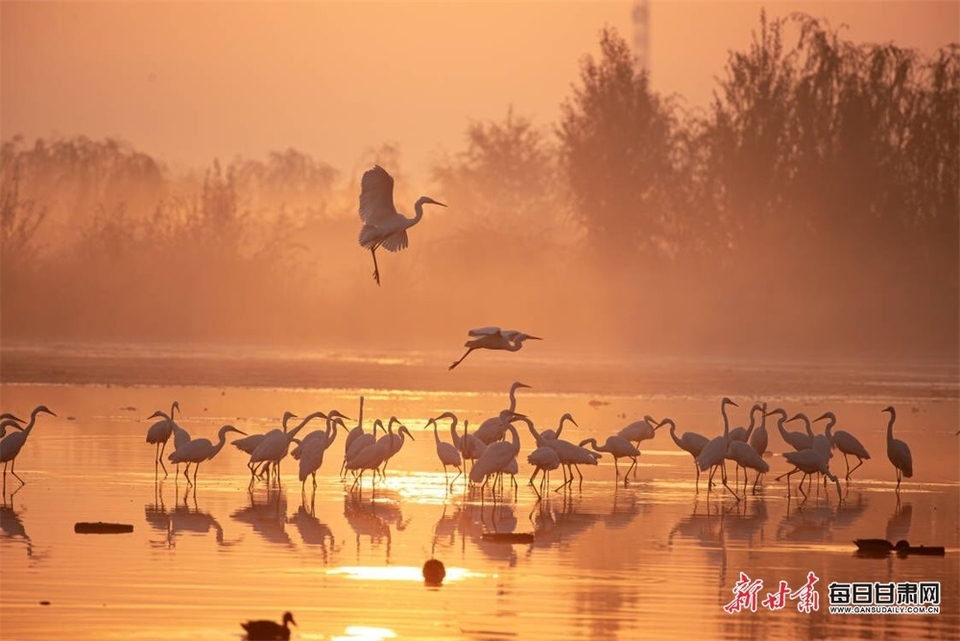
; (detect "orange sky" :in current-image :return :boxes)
[2,1,957,179]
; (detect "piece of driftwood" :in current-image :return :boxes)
[854,539,946,557]
[74,522,134,534]
[481,532,535,544]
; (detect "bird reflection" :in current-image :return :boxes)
[668,499,727,587]
[526,494,611,551]
[0,489,43,559]
[293,493,338,564]
[776,495,837,543]
[832,491,870,530]
[231,487,293,548]
[171,486,238,547]
[722,496,768,545]
[343,494,392,561]
[145,480,172,548]
[886,500,912,543]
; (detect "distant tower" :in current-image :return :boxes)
[632,0,650,76]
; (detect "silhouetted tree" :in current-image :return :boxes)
[433,108,566,250]
[558,27,683,268]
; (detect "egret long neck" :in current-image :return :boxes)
[412,199,426,225]
[667,422,682,448]
[886,412,896,443]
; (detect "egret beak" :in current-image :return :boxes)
[526,335,543,340]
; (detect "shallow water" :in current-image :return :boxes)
[1,354,958,640]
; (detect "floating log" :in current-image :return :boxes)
[74,522,134,534]
[481,532,534,544]
[854,539,945,557]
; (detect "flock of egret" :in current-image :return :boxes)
[0,386,916,502]
[128,382,916,503]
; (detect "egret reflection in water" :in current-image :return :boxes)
[231,487,293,548]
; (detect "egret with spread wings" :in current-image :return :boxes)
[358,165,446,285]
[449,326,542,370]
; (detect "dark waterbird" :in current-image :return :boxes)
[854,539,945,558]
[423,558,446,586]
[241,611,296,640]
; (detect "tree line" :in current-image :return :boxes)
[1,12,956,357]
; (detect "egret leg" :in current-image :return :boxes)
[157,442,169,477]
[370,248,381,285]
[842,453,852,480]
[798,473,809,499]
[192,463,199,486]
[11,459,25,485]
[450,467,462,487]
[575,464,584,491]
[528,468,539,487]
[848,456,864,478]
[182,463,192,484]
[613,457,621,479]
[449,348,477,371]
[720,462,739,501]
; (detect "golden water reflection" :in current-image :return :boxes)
[0,380,957,641]
[325,565,482,582]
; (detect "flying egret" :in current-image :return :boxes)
[240,611,296,641]
[661,417,710,491]
[449,327,541,370]
[694,397,740,499]
[145,401,181,476]
[883,406,912,492]
[427,417,463,486]
[472,381,531,444]
[358,164,446,285]
[168,424,247,486]
[540,412,577,440]
[0,405,56,486]
[579,435,642,484]
[814,411,871,480]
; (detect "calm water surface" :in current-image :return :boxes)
[1,357,958,640]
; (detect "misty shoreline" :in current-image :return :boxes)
[1,340,955,400]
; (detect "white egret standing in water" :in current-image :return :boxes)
[472,381,531,444]
[358,164,446,285]
[695,397,740,499]
[814,411,871,480]
[145,401,180,476]
[661,417,710,491]
[168,424,247,486]
[0,405,56,486]
[883,405,913,492]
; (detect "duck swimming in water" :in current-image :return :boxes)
[241,611,296,640]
